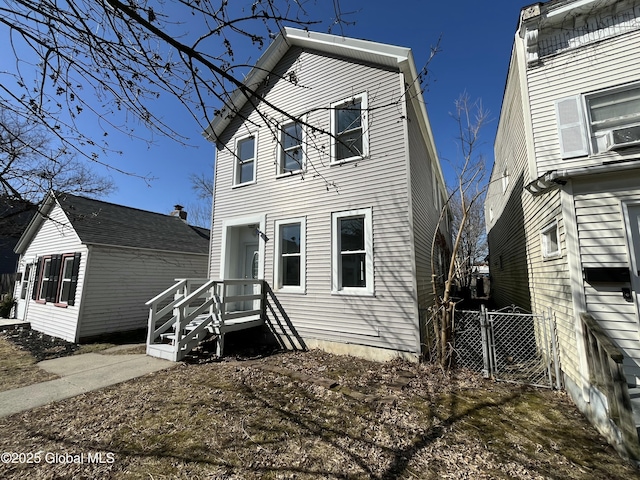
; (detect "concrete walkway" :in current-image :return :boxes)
[0,349,175,418]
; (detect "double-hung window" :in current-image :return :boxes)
[278,121,304,174]
[331,92,368,163]
[555,83,640,158]
[274,218,306,293]
[234,133,257,185]
[332,208,373,295]
[34,253,81,306]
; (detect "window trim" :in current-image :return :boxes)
[55,254,76,306]
[331,208,374,296]
[36,256,53,303]
[274,218,306,293]
[277,120,306,177]
[33,253,81,306]
[541,221,561,259]
[330,92,369,164]
[232,132,258,187]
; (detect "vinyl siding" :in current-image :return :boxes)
[16,203,86,342]
[486,49,532,310]
[572,172,640,382]
[406,94,443,322]
[78,246,207,339]
[211,47,422,354]
[528,28,640,176]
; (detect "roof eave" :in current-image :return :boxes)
[203,27,413,143]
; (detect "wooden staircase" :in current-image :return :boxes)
[146,278,264,361]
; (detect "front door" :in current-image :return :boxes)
[15,263,33,320]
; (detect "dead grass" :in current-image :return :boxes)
[0,349,638,479]
[0,337,57,392]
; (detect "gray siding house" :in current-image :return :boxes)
[13,192,209,342]
[486,0,640,459]
[201,28,449,361]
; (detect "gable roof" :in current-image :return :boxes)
[15,192,210,255]
[202,27,444,189]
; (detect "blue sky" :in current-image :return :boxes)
[4,0,526,218]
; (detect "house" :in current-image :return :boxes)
[13,191,210,342]
[486,0,640,459]
[146,28,450,362]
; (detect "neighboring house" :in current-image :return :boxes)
[486,0,640,458]
[13,192,209,342]
[197,27,449,362]
[0,197,36,294]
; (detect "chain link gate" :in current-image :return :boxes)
[454,305,562,389]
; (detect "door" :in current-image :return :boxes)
[15,263,33,320]
[243,243,259,311]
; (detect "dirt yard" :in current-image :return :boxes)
[0,337,638,479]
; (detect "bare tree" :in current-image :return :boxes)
[0,106,115,237]
[184,171,214,228]
[0,1,356,178]
[430,92,489,367]
[0,2,441,196]
[449,190,487,295]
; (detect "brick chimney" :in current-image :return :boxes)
[170,204,187,222]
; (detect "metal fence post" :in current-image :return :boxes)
[480,304,491,379]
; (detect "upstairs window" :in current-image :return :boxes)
[234,134,256,185]
[278,121,304,175]
[555,83,640,158]
[33,253,81,306]
[331,93,369,163]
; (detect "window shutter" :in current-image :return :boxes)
[67,252,82,306]
[32,258,42,300]
[555,96,589,159]
[47,255,62,302]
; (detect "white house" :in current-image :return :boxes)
[146,28,450,363]
[204,27,449,361]
[486,0,640,459]
[14,192,210,342]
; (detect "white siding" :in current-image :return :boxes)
[16,203,86,342]
[406,97,441,320]
[211,47,422,355]
[78,246,208,339]
[527,28,640,176]
[487,49,533,311]
[572,173,640,382]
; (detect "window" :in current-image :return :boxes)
[274,218,306,293]
[234,134,257,185]
[502,168,509,193]
[33,253,81,306]
[541,222,560,259]
[556,83,640,158]
[331,92,368,163]
[332,208,374,295]
[278,121,304,174]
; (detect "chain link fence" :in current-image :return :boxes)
[452,305,561,389]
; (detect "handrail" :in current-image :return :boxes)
[580,312,640,460]
[145,279,187,307]
[147,279,265,360]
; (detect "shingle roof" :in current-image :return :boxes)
[56,193,210,254]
